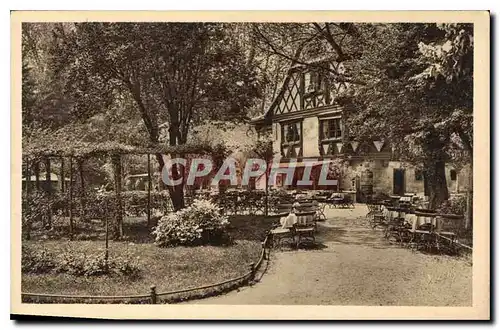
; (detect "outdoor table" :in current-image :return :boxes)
[382,207,395,220]
[382,206,408,221]
[399,196,412,203]
[412,213,441,231]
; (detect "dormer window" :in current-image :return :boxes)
[303,70,328,109]
[304,71,325,94]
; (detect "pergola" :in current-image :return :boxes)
[22,138,216,240]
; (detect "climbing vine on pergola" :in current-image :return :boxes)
[22,137,219,240]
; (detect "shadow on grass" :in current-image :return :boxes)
[227,215,275,242]
[315,224,396,249]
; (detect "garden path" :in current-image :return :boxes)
[194,205,472,306]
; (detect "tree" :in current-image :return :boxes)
[411,24,473,225]
[50,23,261,210]
[339,23,473,209]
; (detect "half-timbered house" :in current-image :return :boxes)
[252,59,470,200]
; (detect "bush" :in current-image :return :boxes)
[83,190,171,219]
[22,246,56,274]
[438,194,467,215]
[55,251,86,275]
[23,247,140,278]
[57,251,140,277]
[153,199,231,247]
[22,191,52,231]
[110,255,140,277]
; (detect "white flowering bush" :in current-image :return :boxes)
[153,199,231,247]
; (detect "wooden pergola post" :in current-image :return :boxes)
[69,156,74,240]
[45,157,52,229]
[24,156,31,240]
[34,161,40,191]
[105,197,109,265]
[60,157,65,193]
[77,158,86,223]
[147,153,152,227]
[112,153,124,239]
[24,156,30,196]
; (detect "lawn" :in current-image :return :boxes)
[22,215,275,298]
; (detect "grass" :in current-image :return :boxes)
[22,214,275,297]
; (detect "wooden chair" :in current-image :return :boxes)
[408,212,438,251]
[312,200,327,221]
[294,210,316,248]
[268,203,294,249]
[434,214,462,254]
[367,203,386,229]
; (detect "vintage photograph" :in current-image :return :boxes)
[11,11,489,320]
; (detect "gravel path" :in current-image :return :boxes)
[195,205,472,306]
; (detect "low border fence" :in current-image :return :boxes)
[22,234,271,304]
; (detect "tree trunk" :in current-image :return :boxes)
[112,154,124,239]
[457,130,473,229]
[265,170,269,216]
[424,159,449,210]
[126,80,182,211]
[165,127,185,211]
[154,152,184,211]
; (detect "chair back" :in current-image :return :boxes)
[295,202,314,212]
[295,211,316,226]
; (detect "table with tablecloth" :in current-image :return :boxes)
[381,206,410,221]
[404,213,441,231]
[380,206,440,230]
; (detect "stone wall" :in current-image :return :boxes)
[340,161,471,196]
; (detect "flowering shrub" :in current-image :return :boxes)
[55,251,87,275]
[111,255,141,277]
[153,199,231,247]
[22,246,55,274]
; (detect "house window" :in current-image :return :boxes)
[415,169,423,181]
[280,121,303,158]
[304,71,325,93]
[450,169,457,181]
[304,72,312,92]
[282,121,301,143]
[319,118,342,140]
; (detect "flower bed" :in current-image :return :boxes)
[22,239,262,299]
